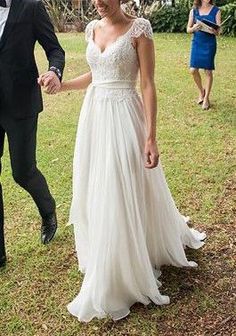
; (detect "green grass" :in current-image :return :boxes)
[0,33,235,336]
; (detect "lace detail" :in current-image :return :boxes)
[85,20,98,42]
[85,17,153,84]
[85,17,153,43]
[130,18,153,40]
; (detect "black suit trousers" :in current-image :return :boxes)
[0,113,56,256]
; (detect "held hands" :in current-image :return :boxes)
[38,71,61,94]
[144,140,160,169]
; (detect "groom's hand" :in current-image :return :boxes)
[38,71,61,94]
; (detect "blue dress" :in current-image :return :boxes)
[190,6,219,70]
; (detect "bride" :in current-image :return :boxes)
[55,0,206,322]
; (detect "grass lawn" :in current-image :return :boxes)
[0,33,235,336]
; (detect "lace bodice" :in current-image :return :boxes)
[85,18,153,84]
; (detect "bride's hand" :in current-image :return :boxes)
[144,140,160,169]
[38,71,61,95]
[44,82,62,95]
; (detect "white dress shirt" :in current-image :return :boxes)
[0,0,12,40]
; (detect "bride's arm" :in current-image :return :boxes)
[60,71,92,91]
[136,35,159,169]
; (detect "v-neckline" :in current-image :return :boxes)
[91,18,137,55]
[198,5,214,16]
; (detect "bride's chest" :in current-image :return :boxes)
[86,35,138,67]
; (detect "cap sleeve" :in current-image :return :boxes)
[131,18,153,40]
[85,20,98,43]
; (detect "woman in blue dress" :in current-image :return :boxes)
[187,0,221,110]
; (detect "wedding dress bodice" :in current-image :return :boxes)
[85,18,153,84]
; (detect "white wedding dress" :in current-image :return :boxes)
[67,18,206,322]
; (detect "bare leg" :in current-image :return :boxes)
[203,70,213,109]
[190,67,205,104]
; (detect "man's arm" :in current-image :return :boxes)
[33,0,65,78]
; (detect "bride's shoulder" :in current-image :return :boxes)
[131,17,153,39]
[85,19,100,42]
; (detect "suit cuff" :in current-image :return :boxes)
[49,66,62,81]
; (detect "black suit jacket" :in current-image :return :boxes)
[0,0,65,119]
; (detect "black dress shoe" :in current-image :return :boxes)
[41,212,57,245]
[0,255,6,268]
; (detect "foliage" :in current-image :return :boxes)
[147,0,236,35]
[43,0,98,32]
[42,0,236,35]
[215,0,233,6]
[148,1,190,33]
[43,0,79,32]
[75,1,99,28]
[220,1,236,36]
[121,0,152,17]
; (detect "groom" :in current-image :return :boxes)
[0,0,65,267]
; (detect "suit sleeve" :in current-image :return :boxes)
[33,0,65,78]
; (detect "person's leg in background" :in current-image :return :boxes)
[190,67,205,105]
[203,70,213,110]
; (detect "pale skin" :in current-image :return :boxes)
[38,71,61,94]
[57,0,160,169]
[187,0,221,109]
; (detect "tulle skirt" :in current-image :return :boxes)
[67,82,206,322]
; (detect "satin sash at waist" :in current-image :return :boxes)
[90,80,137,90]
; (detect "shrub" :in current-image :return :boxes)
[148,1,190,33]
[43,0,78,32]
[220,2,236,36]
[215,0,232,6]
[148,0,236,35]
[43,0,97,32]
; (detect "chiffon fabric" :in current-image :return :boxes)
[67,18,206,322]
